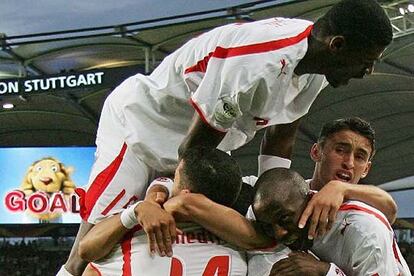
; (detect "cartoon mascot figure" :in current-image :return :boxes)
[20,157,76,222]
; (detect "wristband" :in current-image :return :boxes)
[258,155,292,176]
[120,201,143,229]
[146,177,174,199]
[326,263,346,276]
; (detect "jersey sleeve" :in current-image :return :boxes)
[346,228,401,275]
[188,50,285,132]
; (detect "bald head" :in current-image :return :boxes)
[252,168,311,247]
[253,168,309,215]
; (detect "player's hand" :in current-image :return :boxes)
[298,180,345,239]
[163,194,193,221]
[269,251,330,276]
[145,184,169,206]
[135,200,177,257]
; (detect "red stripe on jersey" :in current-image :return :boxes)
[122,232,133,276]
[101,189,126,216]
[339,204,391,231]
[189,98,227,133]
[340,204,404,268]
[393,239,402,265]
[170,257,183,276]
[184,25,313,74]
[83,143,128,221]
[122,195,139,209]
[89,263,102,276]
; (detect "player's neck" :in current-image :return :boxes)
[309,177,323,191]
[294,35,328,76]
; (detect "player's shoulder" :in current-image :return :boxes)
[232,17,312,37]
[106,73,147,102]
[339,200,392,235]
[237,17,312,30]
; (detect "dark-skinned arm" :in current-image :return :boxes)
[260,118,301,158]
[269,251,345,276]
[78,213,128,262]
[178,113,226,158]
[63,220,93,275]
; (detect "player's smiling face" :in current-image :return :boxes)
[311,129,372,187]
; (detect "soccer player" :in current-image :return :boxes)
[251,168,411,276]
[297,117,397,239]
[164,118,396,242]
[59,0,393,274]
[77,147,248,275]
[163,117,401,275]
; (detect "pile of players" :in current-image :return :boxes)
[57,0,411,275]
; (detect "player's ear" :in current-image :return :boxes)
[329,36,346,52]
[310,143,322,162]
[360,161,372,179]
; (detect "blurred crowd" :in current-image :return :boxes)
[399,242,414,272]
[0,238,71,276]
[0,236,412,275]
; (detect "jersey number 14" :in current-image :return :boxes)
[170,255,229,276]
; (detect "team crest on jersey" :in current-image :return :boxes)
[213,97,241,127]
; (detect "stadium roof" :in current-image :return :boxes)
[0,0,413,186]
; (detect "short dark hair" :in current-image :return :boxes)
[318,117,376,158]
[314,0,392,49]
[253,168,309,214]
[180,147,242,207]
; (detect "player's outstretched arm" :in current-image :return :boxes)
[79,184,177,261]
[78,213,128,262]
[299,180,397,239]
[58,220,94,276]
[178,113,226,158]
[79,199,178,261]
[164,193,273,250]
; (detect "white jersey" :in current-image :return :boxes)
[106,17,327,172]
[80,18,327,224]
[312,200,411,276]
[92,223,247,276]
[247,200,411,276]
